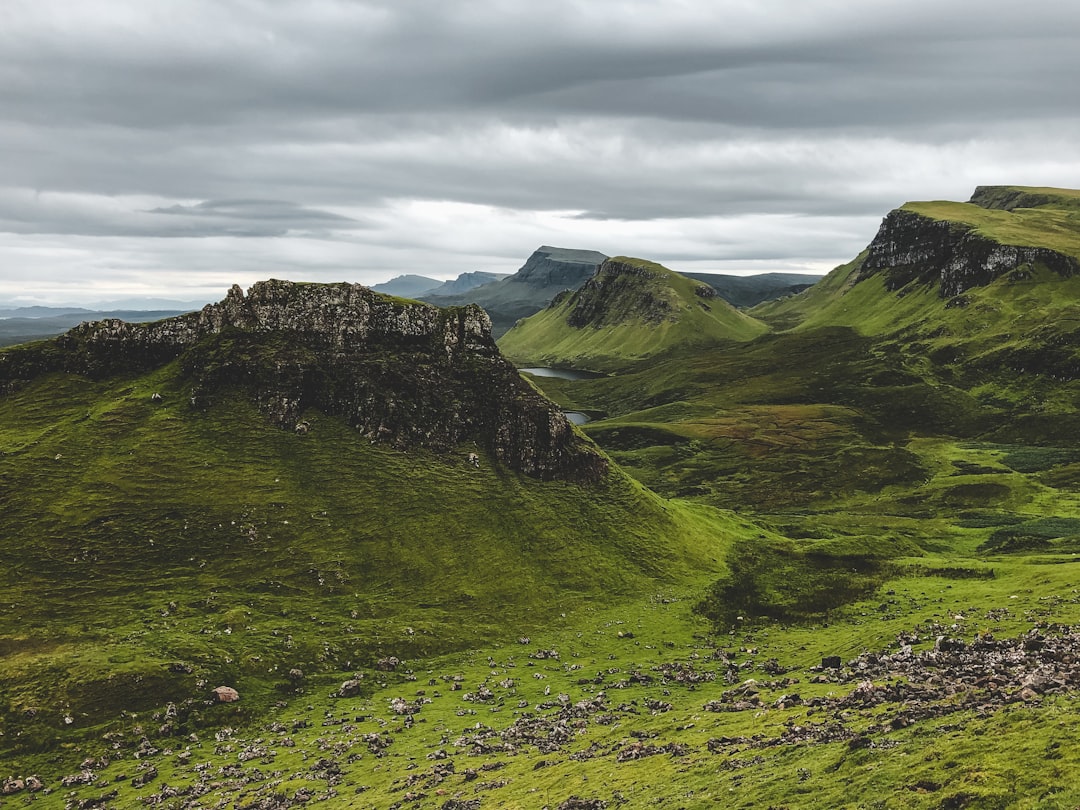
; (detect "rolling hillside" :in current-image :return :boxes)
[0,281,745,766]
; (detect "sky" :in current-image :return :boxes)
[3,0,1080,306]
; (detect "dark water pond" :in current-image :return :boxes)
[564,411,590,425]
[519,367,605,381]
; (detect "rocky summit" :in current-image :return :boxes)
[0,279,607,482]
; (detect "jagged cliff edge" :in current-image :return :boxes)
[857,194,1080,298]
[0,280,607,483]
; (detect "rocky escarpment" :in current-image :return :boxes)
[0,280,607,482]
[566,259,687,328]
[858,208,1080,298]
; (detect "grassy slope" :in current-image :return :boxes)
[0,361,749,761]
[498,257,767,372]
[32,532,1080,810]
[756,186,1080,340]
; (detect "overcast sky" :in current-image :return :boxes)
[3,0,1080,305]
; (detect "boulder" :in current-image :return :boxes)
[211,686,240,703]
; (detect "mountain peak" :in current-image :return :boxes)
[499,257,767,371]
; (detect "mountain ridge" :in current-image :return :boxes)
[0,280,607,481]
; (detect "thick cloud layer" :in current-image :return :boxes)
[3,0,1080,304]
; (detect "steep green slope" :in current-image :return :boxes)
[499,257,768,371]
[755,185,1080,343]
[520,188,1080,516]
[0,282,743,760]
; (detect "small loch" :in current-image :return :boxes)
[518,367,605,381]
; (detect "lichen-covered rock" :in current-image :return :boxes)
[0,280,607,482]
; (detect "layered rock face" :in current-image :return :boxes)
[0,280,607,482]
[858,208,1079,298]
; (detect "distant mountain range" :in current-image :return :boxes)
[416,247,821,337]
[0,307,202,347]
[370,271,509,299]
[1,259,820,347]
[419,246,609,335]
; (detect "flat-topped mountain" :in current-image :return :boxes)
[498,256,768,371]
[422,246,608,336]
[855,186,1080,297]
[755,186,1080,348]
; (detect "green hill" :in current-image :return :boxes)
[754,185,1080,342]
[498,257,768,372]
[0,281,743,762]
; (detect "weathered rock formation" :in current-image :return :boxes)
[0,280,607,482]
[566,259,682,328]
[858,207,1079,298]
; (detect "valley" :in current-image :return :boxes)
[1,186,1080,808]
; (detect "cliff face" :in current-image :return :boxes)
[858,208,1080,298]
[510,246,609,288]
[0,280,607,482]
[566,259,683,328]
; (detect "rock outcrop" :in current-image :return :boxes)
[565,259,683,328]
[858,207,1080,298]
[0,280,607,482]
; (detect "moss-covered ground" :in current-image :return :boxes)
[21,553,1080,810]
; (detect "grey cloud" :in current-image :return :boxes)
[147,199,360,236]
[3,0,1080,302]
[0,190,363,239]
[4,1,1079,131]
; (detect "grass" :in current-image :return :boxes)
[22,550,1080,809]
[498,257,767,372]
[0,362,744,764]
[904,199,1080,259]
